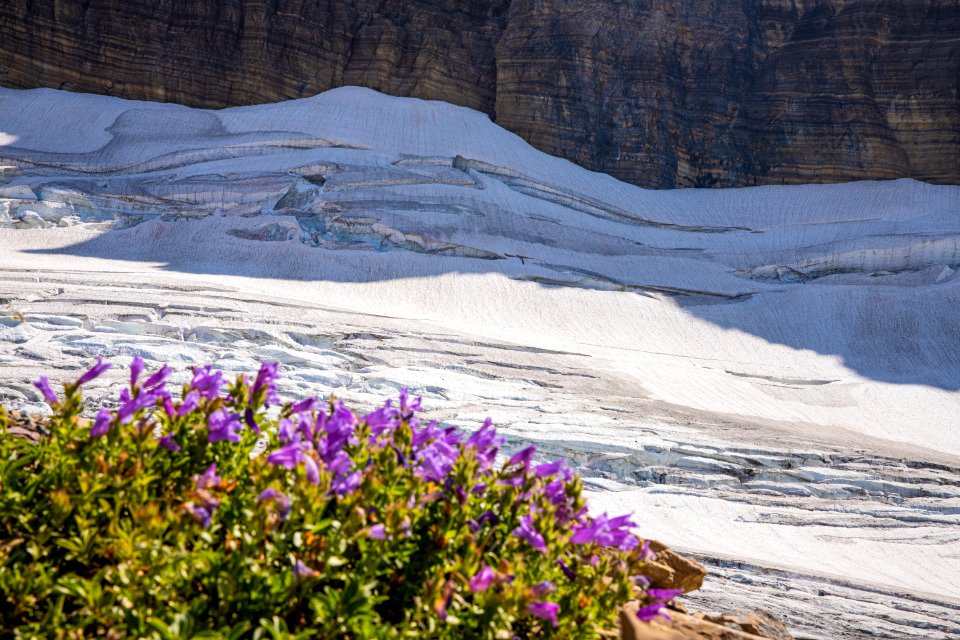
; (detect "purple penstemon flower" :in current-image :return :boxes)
[177,391,200,417]
[647,588,684,602]
[558,558,577,581]
[243,408,260,433]
[527,601,559,627]
[635,602,670,622]
[543,479,567,505]
[185,503,215,528]
[292,559,318,581]
[571,512,640,550]
[207,409,243,443]
[158,433,180,452]
[196,464,220,489]
[464,418,503,469]
[398,387,422,415]
[469,566,496,593]
[368,524,386,540]
[143,364,172,390]
[130,355,145,387]
[250,361,280,406]
[534,459,568,479]
[33,375,58,406]
[89,408,112,439]
[258,488,292,520]
[331,469,361,496]
[304,455,321,485]
[290,396,320,415]
[512,515,547,553]
[76,357,111,386]
[118,389,163,425]
[185,464,221,527]
[363,400,396,437]
[190,365,224,400]
[267,436,305,469]
[163,395,175,418]
[277,417,295,443]
[508,444,537,471]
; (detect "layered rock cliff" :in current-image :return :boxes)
[0,0,957,188]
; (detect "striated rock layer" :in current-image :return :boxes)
[0,0,957,188]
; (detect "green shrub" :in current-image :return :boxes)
[0,359,678,639]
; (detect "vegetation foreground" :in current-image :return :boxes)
[0,359,681,638]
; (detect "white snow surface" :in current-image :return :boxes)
[1,86,959,638]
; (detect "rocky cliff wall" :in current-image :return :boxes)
[1,0,957,188]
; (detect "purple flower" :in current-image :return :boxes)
[163,395,175,418]
[258,487,280,502]
[647,588,684,602]
[558,559,577,581]
[304,455,320,485]
[530,580,556,597]
[267,438,304,469]
[177,391,199,417]
[363,401,396,436]
[293,559,318,581]
[508,445,536,470]
[640,539,656,561]
[118,389,162,425]
[196,464,220,490]
[527,601,559,627]
[277,418,295,443]
[498,474,526,488]
[76,357,111,386]
[467,510,500,532]
[469,566,496,593]
[258,488,291,520]
[130,356,145,387]
[512,515,547,553]
[368,524,386,540]
[251,362,280,406]
[398,387,422,415]
[207,409,243,443]
[290,397,320,414]
[571,513,639,550]
[185,504,215,528]
[543,480,567,505]
[243,407,260,433]
[89,408,112,438]
[635,602,670,622]
[534,459,567,479]
[158,433,180,452]
[190,365,224,400]
[323,403,357,457]
[185,465,221,527]
[331,470,362,496]
[33,376,58,405]
[144,364,172,389]
[465,418,503,469]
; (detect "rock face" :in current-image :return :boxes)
[0,0,957,188]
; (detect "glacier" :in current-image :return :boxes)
[0,86,958,638]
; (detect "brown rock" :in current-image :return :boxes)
[704,612,793,640]
[1,1,957,189]
[620,609,794,640]
[643,539,707,593]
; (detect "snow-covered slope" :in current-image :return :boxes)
[1,87,958,638]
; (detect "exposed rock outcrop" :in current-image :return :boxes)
[1,1,957,188]
[620,609,794,640]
